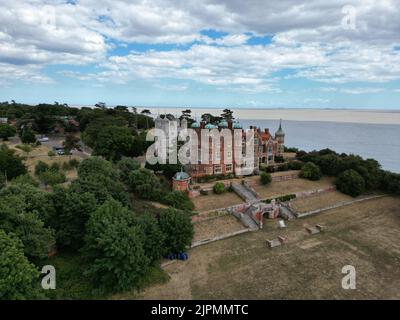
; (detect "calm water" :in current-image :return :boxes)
[240,119,400,173]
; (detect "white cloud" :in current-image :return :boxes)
[1,0,400,89]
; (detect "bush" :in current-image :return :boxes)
[39,170,66,187]
[48,150,56,157]
[12,174,39,187]
[35,161,49,176]
[213,182,226,194]
[163,191,194,211]
[0,124,16,141]
[263,194,296,203]
[260,172,272,185]
[50,162,61,172]
[288,161,303,170]
[68,158,80,168]
[0,144,27,180]
[336,169,366,197]
[20,129,36,144]
[62,162,72,171]
[299,162,322,181]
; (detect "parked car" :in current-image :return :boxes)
[53,146,65,155]
[38,137,49,142]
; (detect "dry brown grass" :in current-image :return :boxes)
[290,191,353,213]
[8,143,80,182]
[253,176,335,200]
[134,196,400,300]
[193,215,245,243]
[192,192,244,212]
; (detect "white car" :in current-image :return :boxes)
[38,137,49,142]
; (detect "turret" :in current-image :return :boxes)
[275,119,285,155]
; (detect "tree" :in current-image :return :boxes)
[128,169,163,200]
[63,134,81,154]
[299,162,322,181]
[221,109,234,121]
[0,124,16,141]
[82,199,149,292]
[0,144,27,181]
[159,208,194,254]
[336,169,366,197]
[20,128,36,144]
[35,161,49,176]
[55,190,97,249]
[0,230,41,300]
[131,131,151,157]
[163,191,194,211]
[1,182,56,225]
[78,157,119,180]
[0,194,55,259]
[179,109,194,125]
[75,157,129,205]
[91,126,133,161]
[117,157,140,182]
[213,182,226,194]
[141,109,151,129]
[260,172,272,185]
[136,214,165,263]
[39,170,66,188]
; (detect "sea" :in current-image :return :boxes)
[145,107,400,173]
[240,119,400,173]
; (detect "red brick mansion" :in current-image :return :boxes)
[186,119,285,179]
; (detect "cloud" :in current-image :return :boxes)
[1,0,400,90]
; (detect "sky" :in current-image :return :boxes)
[0,0,400,109]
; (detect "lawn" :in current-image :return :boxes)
[253,176,335,200]
[193,215,246,243]
[192,191,244,212]
[290,190,353,213]
[136,196,400,299]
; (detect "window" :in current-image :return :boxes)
[214,165,222,174]
[226,164,233,172]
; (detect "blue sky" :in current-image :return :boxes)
[0,0,400,109]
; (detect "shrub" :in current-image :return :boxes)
[68,158,80,168]
[263,194,296,204]
[39,170,66,187]
[163,191,194,211]
[336,169,366,197]
[35,161,49,176]
[62,162,72,171]
[0,144,27,180]
[50,162,61,172]
[20,129,36,144]
[48,150,56,157]
[213,182,226,194]
[0,124,16,141]
[288,161,303,170]
[299,162,322,181]
[260,172,272,185]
